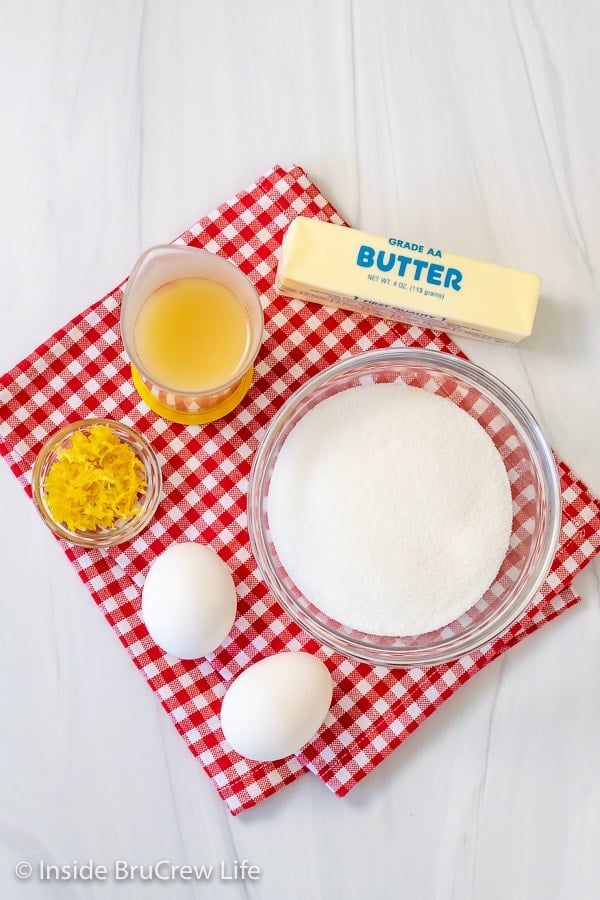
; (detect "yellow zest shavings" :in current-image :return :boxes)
[44,424,147,532]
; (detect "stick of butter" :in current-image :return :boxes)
[276,217,541,345]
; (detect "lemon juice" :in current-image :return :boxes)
[134,277,251,393]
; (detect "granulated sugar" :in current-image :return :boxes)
[267,383,513,636]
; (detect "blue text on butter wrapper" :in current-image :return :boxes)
[356,244,463,291]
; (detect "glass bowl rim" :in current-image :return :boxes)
[32,417,162,548]
[248,347,562,668]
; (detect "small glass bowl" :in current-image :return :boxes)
[32,418,162,548]
[248,348,562,668]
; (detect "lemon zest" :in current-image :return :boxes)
[44,424,147,532]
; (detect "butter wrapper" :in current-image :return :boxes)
[275,217,541,345]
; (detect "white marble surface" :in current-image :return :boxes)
[1,2,599,897]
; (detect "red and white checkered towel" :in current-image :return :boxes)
[1,165,599,814]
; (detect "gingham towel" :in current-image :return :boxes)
[1,165,599,814]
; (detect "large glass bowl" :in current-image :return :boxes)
[32,418,162,548]
[248,348,561,668]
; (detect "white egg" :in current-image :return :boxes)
[142,542,237,659]
[220,652,333,762]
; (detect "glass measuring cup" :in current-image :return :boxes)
[120,244,264,424]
